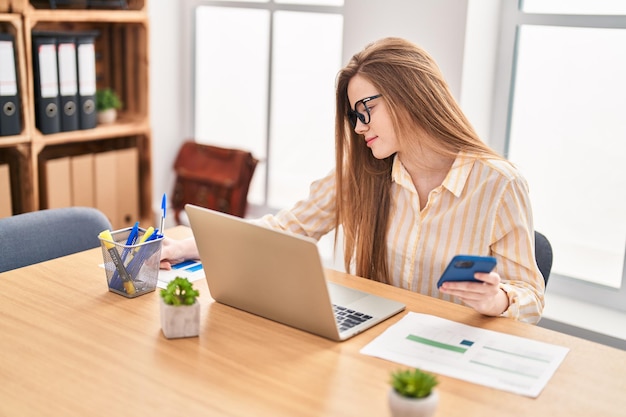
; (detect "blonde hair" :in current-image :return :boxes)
[334,37,502,284]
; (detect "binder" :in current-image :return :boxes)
[76,33,98,130]
[56,36,79,132]
[32,34,61,134]
[0,33,21,136]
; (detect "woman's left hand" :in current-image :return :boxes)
[439,271,509,317]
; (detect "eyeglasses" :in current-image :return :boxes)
[347,94,382,128]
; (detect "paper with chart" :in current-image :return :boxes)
[157,260,205,289]
[360,312,569,397]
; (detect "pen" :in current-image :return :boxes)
[121,221,140,264]
[124,225,155,266]
[126,233,163,278]
[99,230,136,295]
[160,193,167,238]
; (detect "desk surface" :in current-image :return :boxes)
[1,226,625,417]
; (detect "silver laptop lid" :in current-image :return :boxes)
[186,204,344,339]
[185,204,405,341]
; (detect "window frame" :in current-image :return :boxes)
[183,0,343,213]
[491,1,626,311]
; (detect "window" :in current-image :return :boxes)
[193,0,343,210]
[493,2,626,310]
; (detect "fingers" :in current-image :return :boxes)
[439,272,497,293]
[439,272,503,313]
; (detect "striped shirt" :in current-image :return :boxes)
[257,153,545,324]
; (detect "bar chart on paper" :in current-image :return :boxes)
[360,312,569,397]
[158,260,205,289]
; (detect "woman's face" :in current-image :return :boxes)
[347,75,399,159]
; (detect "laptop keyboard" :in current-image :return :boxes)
[333,304,373,333]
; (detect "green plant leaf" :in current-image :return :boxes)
[160,277,199,306]
[96,88,123,111]
[390,368,438,399]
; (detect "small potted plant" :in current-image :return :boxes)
[96,87,122,124]
[159,277,200,339]
[388,368,439,417]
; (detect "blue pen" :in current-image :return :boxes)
[160,193,167,238]
[122,222,140,262]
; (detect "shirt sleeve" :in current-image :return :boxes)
[491,174,545,324]
[251,171,337,241]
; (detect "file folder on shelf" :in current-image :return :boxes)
[76,32,98,130]
[57,36,79,132]
[0,32,21,137]
[32,34,61,135]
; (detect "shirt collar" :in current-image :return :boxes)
[391,152,475,198]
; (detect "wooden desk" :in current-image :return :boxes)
[1,226,624,416]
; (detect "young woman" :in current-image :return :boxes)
[161,37,544,324]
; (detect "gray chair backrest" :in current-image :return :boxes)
[534,230,553,287]
[0,207,112,273]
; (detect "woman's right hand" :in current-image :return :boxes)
[159,237,200,270]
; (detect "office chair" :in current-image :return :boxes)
[534,231,553,287]
[0,207,112,273]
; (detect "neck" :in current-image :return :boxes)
[398,149,455,180]
[397,151,455,210]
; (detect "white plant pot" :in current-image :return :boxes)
[97,108,117,124]
[160,298,200,339]
[388,388,439,417]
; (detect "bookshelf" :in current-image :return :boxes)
[0,0,151,228]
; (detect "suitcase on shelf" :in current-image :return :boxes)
[172,141,258,224]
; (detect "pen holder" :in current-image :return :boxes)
[99,227,164,298]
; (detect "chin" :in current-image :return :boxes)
[371,149,395,160]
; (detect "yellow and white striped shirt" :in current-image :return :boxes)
[258,153,545,324]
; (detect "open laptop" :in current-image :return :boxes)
[185,204,405,341]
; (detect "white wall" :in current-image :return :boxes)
[148,0,184,224]
[461,0,501,144]
[343,0,469,99]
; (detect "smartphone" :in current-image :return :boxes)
[437,255,497,288]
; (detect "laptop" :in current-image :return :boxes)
[185,204,405,341]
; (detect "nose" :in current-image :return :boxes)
[354,119,368,135]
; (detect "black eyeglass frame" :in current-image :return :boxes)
[347,94,382,128]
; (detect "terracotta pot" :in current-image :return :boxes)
[159,298,200,339]
[388,388,439,417]
[97,108,117,124]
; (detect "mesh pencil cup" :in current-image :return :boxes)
[99,227,164,298]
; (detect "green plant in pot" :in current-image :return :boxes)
[159,277,200,339]
[95,88,122,124]
[388,368,439,417]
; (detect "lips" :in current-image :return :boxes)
[365,136,377,146]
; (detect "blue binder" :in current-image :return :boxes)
[76,32,98,130]
[0,32,21,136]
[56,35,79,132]
[32,34,61,135]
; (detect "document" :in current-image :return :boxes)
[157,260,205,289]
[360,312,569,397]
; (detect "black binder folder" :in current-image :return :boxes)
[76,33,98,130]
[0,33,22,136]
[56,36,79,132]
[32,34,61,134]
